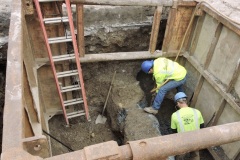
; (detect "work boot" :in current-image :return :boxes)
[144,107,158,115]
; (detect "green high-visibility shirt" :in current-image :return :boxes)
[171,107,204,133]
[153,58,187,93]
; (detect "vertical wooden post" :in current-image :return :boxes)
[162,7,177,52]
[210,98,226,126]
[149,6,163,54]
[226,59,240,93]
[189,13,205,56]
[204,23,223,69]
[189,76,204,107]
[76,4,85,57]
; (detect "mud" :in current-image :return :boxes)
[48,61,214,160]
[49,61,161,155]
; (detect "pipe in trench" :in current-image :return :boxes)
[47,121,240,160]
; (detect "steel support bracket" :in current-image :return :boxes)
[22,136,50,158]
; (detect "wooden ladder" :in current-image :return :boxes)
[33,0,90,125]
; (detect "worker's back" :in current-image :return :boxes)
[171,107,204,133]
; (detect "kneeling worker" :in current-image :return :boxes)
[171,92,204,160]
[141,57,187,114]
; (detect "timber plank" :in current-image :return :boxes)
[162,6,195,52]
[77,4,85,57]
[149,6,163,54]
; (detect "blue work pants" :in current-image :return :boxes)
[152,76,187,110]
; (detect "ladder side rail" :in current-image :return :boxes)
[65,0,90,120]
[33,0,69,124]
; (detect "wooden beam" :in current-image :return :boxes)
[211,99,226,126]
[186,16,199,51]
[184,53,240,115]
[162,5,195,53]
[76,4,85,57]
[204,23,223,69]
[149,6,163,54]
[189,12,206,55]
[189,76,204,107]
[226,59,240,92]
[162,7,177,52]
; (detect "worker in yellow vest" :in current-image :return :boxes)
[141,57,187,114]
[171,92,204,160]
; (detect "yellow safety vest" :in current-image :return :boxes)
[153,58,187,92]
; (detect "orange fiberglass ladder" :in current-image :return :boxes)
[33,0,90,125]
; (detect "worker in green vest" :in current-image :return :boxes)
[141,57,187,114]
[171,92,204,160]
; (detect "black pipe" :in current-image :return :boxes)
[43,130,74,152]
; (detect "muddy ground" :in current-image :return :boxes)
[48,61,214,160]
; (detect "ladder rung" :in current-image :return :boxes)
[60,85,81,93]
[44,17,69,24]
[64,98,84,106]
[56,70,78,78]
[53,54,75,62]
[48,36,72,44]
[38,0,63,2]
[67,110,85,119]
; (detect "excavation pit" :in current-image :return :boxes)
[2,0,240,160]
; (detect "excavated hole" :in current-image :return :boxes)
[48,61,166,156]
[48,61,144,156]
[46,60,213,159]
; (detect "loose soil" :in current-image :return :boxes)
[49,61,214,160]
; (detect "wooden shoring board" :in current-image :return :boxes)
[23,65,42,136]
[210,98,226,126]
[184,53,240,115]
[201,4,240,36]
[189,75,204,107]
[149,6,163,54]
[226,60,240,93]
[207,58,240,126]
[189,22,221,107]
[77,4,85,57]
[28,2,67,58]
[189,12,206,56]
[185,16,199,52]
[203,23,223,69]
[162,5,195,53]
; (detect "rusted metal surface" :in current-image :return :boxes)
[127,122,240,160]
[2,0,24,153]
[22,136,50,158]
[37,0,174,6]
[17,122,240,160]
